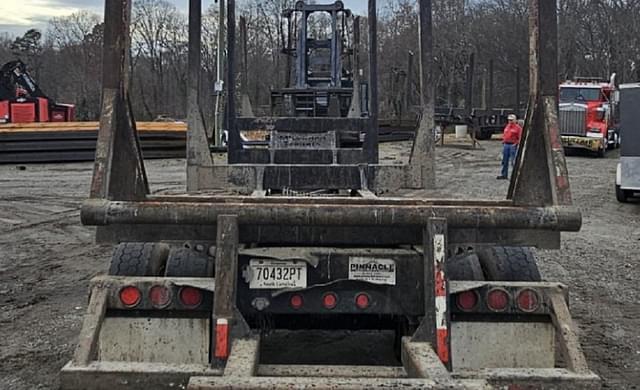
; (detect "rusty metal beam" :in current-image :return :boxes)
[90,0,148,201]
[81,198,581,231]
[187,0,213,191]
[239,16,254,117]
[347,17,361,118]
[227,0,241,160]
[409,0,436,189]
[212,215,239,364]
[363,0,379,164]
[509,0,572,207]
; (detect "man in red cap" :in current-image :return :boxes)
[497,114,522,180]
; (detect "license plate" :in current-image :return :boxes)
[249,259,307,289]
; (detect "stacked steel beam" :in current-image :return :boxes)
[0,122,186,163]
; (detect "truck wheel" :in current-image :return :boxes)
[446,253,485,281]
[475,128,491,140]
[476,246,541,282]
[108,242,170,276]
[616,184,630,203]
[164,247,214,277]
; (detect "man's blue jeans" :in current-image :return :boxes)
[501,143,518,178]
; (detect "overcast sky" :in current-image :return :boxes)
[0,0,374,37]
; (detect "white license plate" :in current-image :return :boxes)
[249,259,307,289]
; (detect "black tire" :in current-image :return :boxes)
[109,242,170,276]
[476,246,541,282]
[164,247,214,277]
[475,128,492,140]
[446,253,485,281]
[616,184,630,203]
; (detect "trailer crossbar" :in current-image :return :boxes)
[81,198,581,231]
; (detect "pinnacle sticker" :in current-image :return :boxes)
[348,257,396,285]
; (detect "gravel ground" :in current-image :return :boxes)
[0,140,638,389]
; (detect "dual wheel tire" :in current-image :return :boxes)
[447,246,541,282]
[109,243,539,281]
[108,242,214,277]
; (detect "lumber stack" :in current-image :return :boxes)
[0,122,187,163]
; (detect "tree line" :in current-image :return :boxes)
[1,0,639,123]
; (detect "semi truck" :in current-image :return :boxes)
[60,1,599,389]
[559,75,619,156]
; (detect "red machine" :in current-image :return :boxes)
[0,60,75,124]
[559,75,619,156]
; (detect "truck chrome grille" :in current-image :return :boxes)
[559,104,587,136]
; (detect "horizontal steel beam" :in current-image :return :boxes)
[151,195,513,207]
[188,376,489,390]
[235,117,369,133]
[82,198,581,231]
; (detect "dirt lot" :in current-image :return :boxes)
[0,140,638,389]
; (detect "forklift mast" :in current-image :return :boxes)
[286,1,352,89]
[272,1,356,118]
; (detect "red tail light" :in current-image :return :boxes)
[456,290,478,312]
[179,287,203,308]
[119,286,141,307]
[516,288,540,312]
[322,292,338,309]
[487,288,510,312]
[355,293,370,309]
[149,285,171,308]
[290,294,304,310]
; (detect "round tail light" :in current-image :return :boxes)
[456,290,479,312]
[355,293,370,309]
[119,286,141,307]
[290,294,304,310]
[322,292,338,309]
[516,288,540,312]
[487,288,510,312]
[179,287,203,308]
[149,285,171,308]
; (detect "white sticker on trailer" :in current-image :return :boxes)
[348,257,396,285]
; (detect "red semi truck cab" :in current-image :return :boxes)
[559,76,619,156]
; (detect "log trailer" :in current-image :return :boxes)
[0,60,75,123]
[61,1,600,389]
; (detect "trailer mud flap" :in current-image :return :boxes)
[99,317,210,364]
[451,321,555,369]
